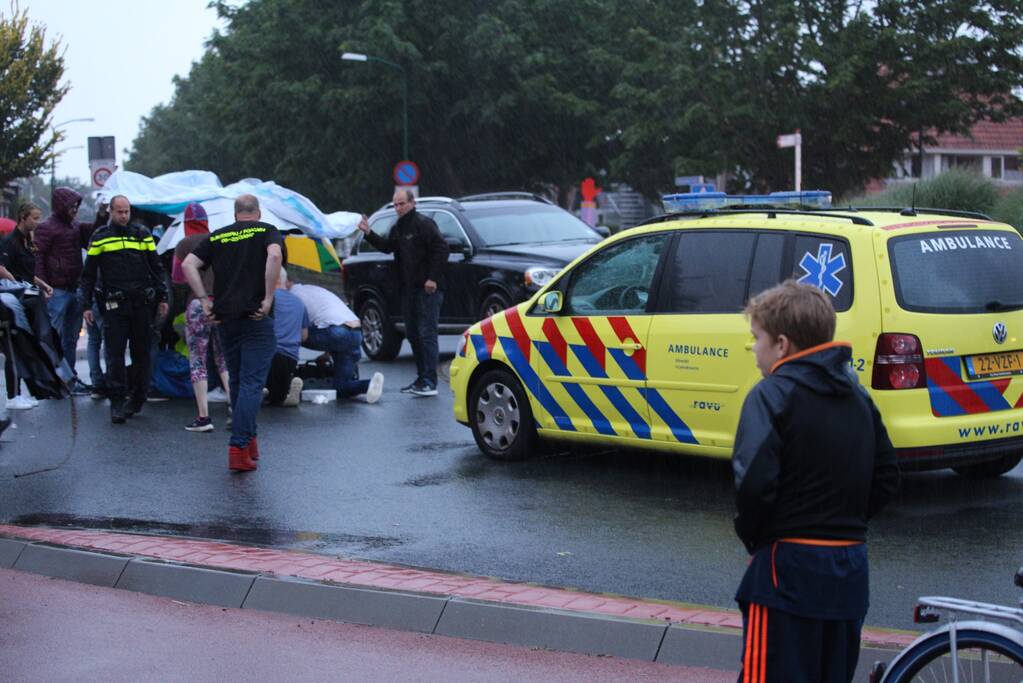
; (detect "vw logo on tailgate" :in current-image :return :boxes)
[993,322,1008,344]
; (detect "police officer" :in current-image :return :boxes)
[82,195,169,424]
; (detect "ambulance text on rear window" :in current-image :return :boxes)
[889,230,1023,313]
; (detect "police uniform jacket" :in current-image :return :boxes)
[81,222,168,309]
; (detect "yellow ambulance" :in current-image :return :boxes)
[450,192,1023,477]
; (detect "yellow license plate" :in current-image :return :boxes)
[964,350,1023,379]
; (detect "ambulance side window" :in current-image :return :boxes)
[790,235,853,311]
[667,231,757,313]
[565,234,668,315]
[748,233,786,299]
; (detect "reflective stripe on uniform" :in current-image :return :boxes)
[87,235,156,256]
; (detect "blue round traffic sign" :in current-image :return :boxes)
[393,160,420,186]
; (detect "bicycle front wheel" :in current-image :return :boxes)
[884,626,1023,682]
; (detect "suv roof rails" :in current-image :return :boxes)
[458,192,554,205]
[376,196,461,212]
[640,208,875,227]
[843,206,993,221]
[415,196,460,204]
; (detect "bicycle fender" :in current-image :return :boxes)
[881,620,1023,682]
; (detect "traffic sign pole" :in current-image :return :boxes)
[795,128,802,192]
[777,129,803,192]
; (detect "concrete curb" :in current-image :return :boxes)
[0,529,911,674]
[243,575,446,633]
[117,559,256,608]
[0,538,27,568]
[436,597,667,661]
[15,543,129,587]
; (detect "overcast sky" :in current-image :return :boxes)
[21,1,226,184]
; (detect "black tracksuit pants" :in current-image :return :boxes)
[102,293,154,405]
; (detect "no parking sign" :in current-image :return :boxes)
[393,160,419,186]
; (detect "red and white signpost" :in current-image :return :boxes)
[777,129,802,192]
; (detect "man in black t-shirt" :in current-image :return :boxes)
[182,194,283,472]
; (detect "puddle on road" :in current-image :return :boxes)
[401,472,453,487]
[9,513,405,554]
[407,440,474,453]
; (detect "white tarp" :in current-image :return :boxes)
[96,170,358,253]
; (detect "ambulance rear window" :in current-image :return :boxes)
[889,230,1023,313]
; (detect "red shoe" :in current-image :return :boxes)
[247,437,260,461]
[228,445,257,472]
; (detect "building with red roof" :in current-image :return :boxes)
[887,119,1022,186]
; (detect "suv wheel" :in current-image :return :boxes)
[952,452,1023,478]
[469,368,537,460]
[359,297,403,361]
[479,292,512,321]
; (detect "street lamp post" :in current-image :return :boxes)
[50,117,95,192]
[341,52,408,161]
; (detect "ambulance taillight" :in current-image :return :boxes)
[872,333,926,390]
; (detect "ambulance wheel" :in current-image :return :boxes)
[953,452,1023,478]
[469,368,536,460]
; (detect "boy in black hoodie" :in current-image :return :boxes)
[732,280,899,682]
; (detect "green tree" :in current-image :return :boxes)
[128,0,1023,209]
[127,0,618,212]
[607,0,1023,200]
[0,6,68,188]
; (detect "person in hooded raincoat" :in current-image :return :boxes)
[33,187,96,393]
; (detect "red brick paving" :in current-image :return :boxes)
[0,524,914,648]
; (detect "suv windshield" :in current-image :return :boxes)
[464,205,599,246]
[889,230,1023,313]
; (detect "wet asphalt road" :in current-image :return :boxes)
[1,338,1021,630]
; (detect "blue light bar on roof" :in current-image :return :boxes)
[662,190,832,213]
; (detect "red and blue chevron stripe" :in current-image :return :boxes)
[925,356,1020,417]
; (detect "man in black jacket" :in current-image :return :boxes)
[81,196,168,423]
[732,280,899,683]
[358,190,449,396]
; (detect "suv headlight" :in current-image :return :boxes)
[524,267,560,291]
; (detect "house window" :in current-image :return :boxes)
[941,155,982,172]
[992,156,1003,179]
[1006,155,1021,181]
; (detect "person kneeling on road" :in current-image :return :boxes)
[286,276,383,403]
[265,267,307,407]
[81,195,169,424]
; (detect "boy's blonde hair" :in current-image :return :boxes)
[745,280,836,351]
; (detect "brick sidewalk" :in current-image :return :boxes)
[0,523,915,649]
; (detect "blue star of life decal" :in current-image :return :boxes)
[798,243,846,297]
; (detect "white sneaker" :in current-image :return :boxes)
[283,377,303,407]
[365,372,384,404]
[207,387,229,402]
[7,395,38,410]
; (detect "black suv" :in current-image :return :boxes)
[343,193,604,360]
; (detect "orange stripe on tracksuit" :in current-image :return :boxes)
[742,603,768,683]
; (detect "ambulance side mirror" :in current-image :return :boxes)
[542,291,564,314]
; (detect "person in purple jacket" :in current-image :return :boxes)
[33,187,96,394]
